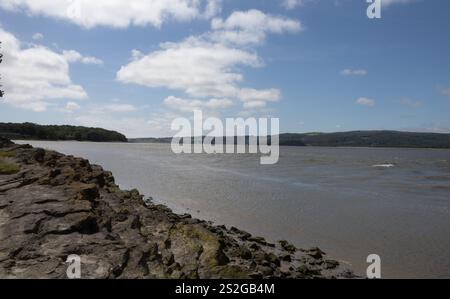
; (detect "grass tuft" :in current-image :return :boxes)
[0,151,16,158]
[0,161,20,175]
[0,151,20,174]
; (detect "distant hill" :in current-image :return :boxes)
[0,123,127,142]
[129,137,173,144]
[280,131,450,148]
[130,131,450,149]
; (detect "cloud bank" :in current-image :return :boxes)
[0,0,221,29]
[0,27,88,111]
[118,10,301,111]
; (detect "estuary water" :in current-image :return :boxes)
[17,141,450,278]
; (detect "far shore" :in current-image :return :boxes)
[16,139,450,151]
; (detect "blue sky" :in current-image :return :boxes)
[0,0,449,137]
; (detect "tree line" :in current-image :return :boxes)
[0,123,128,142]
[130,131,450,149]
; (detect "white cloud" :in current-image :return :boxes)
[341,69,368,76]
[103,103,137,112]
[84,103,138,114]
[241,101,266,109]
[164,96,233,112]
[79,56,103,65]
[131,49,144,61]
[281,0,315,10]
[205,98,234,109]
[0,27,87,112]
[210,9,301,46]
[32,32,44,40]
[282,0,300,10]
[382,0,418,6]
[211,9,301,33]
[0,0,221,29]
[355,97,376,107]
[117,37,260,99]
[238,88,281,109]
[62,50,103,65]
[203,0,222,18]
[65,101,81,111]
[118,10,299,112]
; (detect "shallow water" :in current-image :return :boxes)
[17,141,450,278]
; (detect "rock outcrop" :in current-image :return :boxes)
[0,140,355,279]
[0,137,12,148]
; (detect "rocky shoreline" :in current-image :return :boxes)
[0,137,355,279]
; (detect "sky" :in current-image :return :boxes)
[0,0,450,138]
